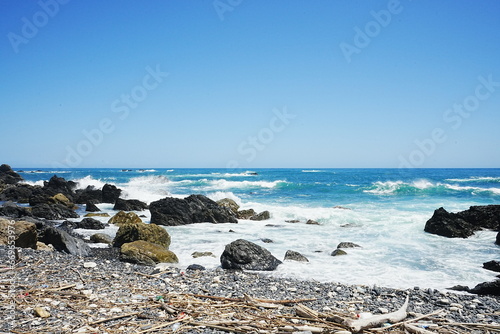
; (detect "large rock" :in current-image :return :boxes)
[483,260,500,273]
[0,164,23,185]
[0,218,37,249]
[61,218,106,230]
[109,211,143,225]
[38,226,90,256]
[85,200,100,212]
[113,198,148,211]
[220,239,282,271]
[74,186,102,204]
[51,193,77,209]
[457,205,500,230]
[216,198,240,214]
[43,175,77,200]
[150,194,237,226]
[120,240,178,266]
[337,242,361,249]
[31,203,79,220]
[0,183,37,203]
[237,209,256,220]
[424,207,478,238]
[284,250,309,262]
[469,279,500,296]
[0,202,32,218]
[425,205,500,238]
[250,210,271,221]
[113,221,171,248]
[102,184,121,204]
[90,233,113,244]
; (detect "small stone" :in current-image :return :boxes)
[334,331,352,334]
[438,298,450,305]
[110,307,122,313]
[34,306,50,318]
[331,249,347,256]
[378,307,389,314]
[450,303,463,309]
[450,307,460,312]
[83,262,97,268]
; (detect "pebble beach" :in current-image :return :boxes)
[1,246,499,334]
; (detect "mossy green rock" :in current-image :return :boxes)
[109,210,142,226]
[120,240,178,266]
[113,221,171,248]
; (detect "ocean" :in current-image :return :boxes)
[18,168,500,290]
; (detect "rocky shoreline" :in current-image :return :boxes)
[1,245,499,333]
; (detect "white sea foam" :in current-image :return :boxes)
[445,176,500,183]
[302,170,324,173]
[75,176,107,190]
[119,175,171,203]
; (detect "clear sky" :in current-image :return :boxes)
[1,0,500,168]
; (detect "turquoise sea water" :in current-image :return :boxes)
[17,168,500,289]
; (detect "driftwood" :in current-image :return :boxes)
[346,296,409,332]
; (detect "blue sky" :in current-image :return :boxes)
[1,0,500,168]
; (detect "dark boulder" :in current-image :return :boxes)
[0,183,37,203]
[77,218,106,229]
[0,201,32,218]
[187,264,206,271]
[150,194,237,226]
[250,210,271,221]
[497,231,500,246]
[457,205,500,231]
[220,239,282,271]
[31,203,79,220]
[113,198,148,211]
[43,175,77,200]
[424,207,477,238]
[284,250,309,262]
[102,184,122,204]
[469,279,500,296]
[85,200,100,212]
[337,242,361,249]
[331,249,348,256]
[483,260,500,273]
[38,226,91,257]
[74,186,102,204]
[0,164,23,185]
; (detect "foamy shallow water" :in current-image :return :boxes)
[18,168,500,290]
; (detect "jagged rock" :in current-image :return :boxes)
[120,240,178,266]
[284,250,309,262]
[31,203,79,220]
[113,221,171,248]
[483,260,500,273]
[43,175,77,201]
[216,198,240,214]
[102,184,121,204]
[457,205,500,230]
[74,186,102,204]
[109,211,143,225]
[77,218,106,229]
[497,231,500,246]
[0,183,37,203]
[85,200,100,212]
[469,279,500,296]
[150,194,237,226]
[0,164,23,185]
[424,207,477,238]
[192,251,216,258]
[425,205,500,238]
[220,239,282,271]
[113,198,148,211]
[250,210,271,221]
[0,201,32,218]
[261,238,273,243]
[337,242,361,249]
[331,249,348,256]
[90,233,113,244]
[0,218,37,249]
[38,226,91,256]
[306,219,320,225]
[237,209,256,220]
